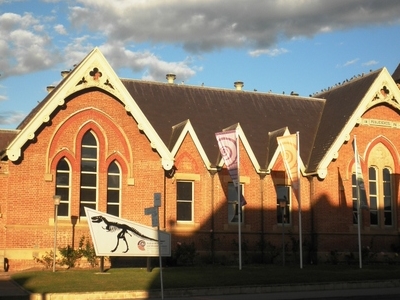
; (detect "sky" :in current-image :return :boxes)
[1,0,400,130]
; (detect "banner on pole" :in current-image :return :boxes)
[352,138,369,210]
[215,130,239,187]
[277,134,299,201]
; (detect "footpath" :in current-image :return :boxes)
[1,271,400,300]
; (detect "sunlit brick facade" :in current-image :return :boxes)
[1,48,400,270]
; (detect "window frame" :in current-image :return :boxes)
[106,160,121,217]
[176,180,194,223]
[55,157,71,217]
[276,185,291,225]
[79,130,99,217]
[228,182,244,224]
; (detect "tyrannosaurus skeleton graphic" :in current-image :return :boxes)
[91,215,158,253]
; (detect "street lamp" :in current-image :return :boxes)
[52,195,61,273]
[279,197,287,266]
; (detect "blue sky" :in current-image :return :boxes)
[1,0,400,129]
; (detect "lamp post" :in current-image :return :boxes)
[279,197,287,266]
[52,195,61,273]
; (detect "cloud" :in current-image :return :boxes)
[336,58,359,68]
[248,48,288,57]
[1,0,399,81]
[0,111,25,125]
[54,24,67,35]
[343,58,359,67]
[100,43,197,82]
[362,60,379,66]
[69,0,400,53]
[0,12,61,78]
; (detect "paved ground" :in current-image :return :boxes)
[1,271,400,300]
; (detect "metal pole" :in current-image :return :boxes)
[53,204,58,272]
[296,132,303,269]
[354,136,363,269]
[282,206,285,266]
[157,208,164,299]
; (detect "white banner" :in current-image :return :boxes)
[85,207,171,257]
[215,130,239,186]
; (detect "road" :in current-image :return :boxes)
[159,286,400,300]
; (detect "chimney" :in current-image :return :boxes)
[61,70,70,78]
[234,81,244,91]
[166,73,176,84]
[46,85,55,93]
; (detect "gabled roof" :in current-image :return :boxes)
[392,63,400,83]
[2,47,398,179]
[3,48,174,169]
[121,79,325,171]
[0,129,19,158]
[308,67,400,177]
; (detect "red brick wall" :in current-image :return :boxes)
[3,90,400,270]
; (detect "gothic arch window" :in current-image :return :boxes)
[55,157,71,217]
[367,143,394,228]
[80,130,98,217]
[368,166,378,225]
[107,160,121,216]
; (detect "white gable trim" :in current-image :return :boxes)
[6,48,174,170]
[215,123,262,172]
[314,68,400,179]
[170,119,212,169]
[267,128,305,174]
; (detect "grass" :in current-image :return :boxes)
[10,263,400,294]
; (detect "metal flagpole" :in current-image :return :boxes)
[297,132,303,269]
[354,135,363,269]
[237,129,242,270]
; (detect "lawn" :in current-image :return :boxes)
[10,263,400,294]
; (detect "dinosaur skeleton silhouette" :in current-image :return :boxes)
[91,215,158,253]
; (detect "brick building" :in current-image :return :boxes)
[1,48,400,270]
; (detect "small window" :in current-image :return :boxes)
[107,161,121,217]
[276,186,290,224]
[228,183,244,223]
[177,181,193,222]
[55,157,70,217]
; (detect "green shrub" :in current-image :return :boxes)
[78,236,98,267]
[33,251,56,269]
[58,245,81,268]
[173,242,198,266]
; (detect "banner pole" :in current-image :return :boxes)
[354,135,363,269]
[297,132,303,269]
[237,130,242,270]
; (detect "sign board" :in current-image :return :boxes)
[85,207,171,257]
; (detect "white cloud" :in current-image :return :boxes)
[362,60,379,66]
[0,111,25,125]
[248,48,288,57]
[0,12,60,78]
[54,24,67,35]
[69,0,400,52]
[100,44,197,82]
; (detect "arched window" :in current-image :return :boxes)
[55,157,70,217]
[368,167,378,225]
[80,131,98,217]
[107,161,121,216]
[383,168,393,226]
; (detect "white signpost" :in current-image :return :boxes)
[85,207,171,257]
